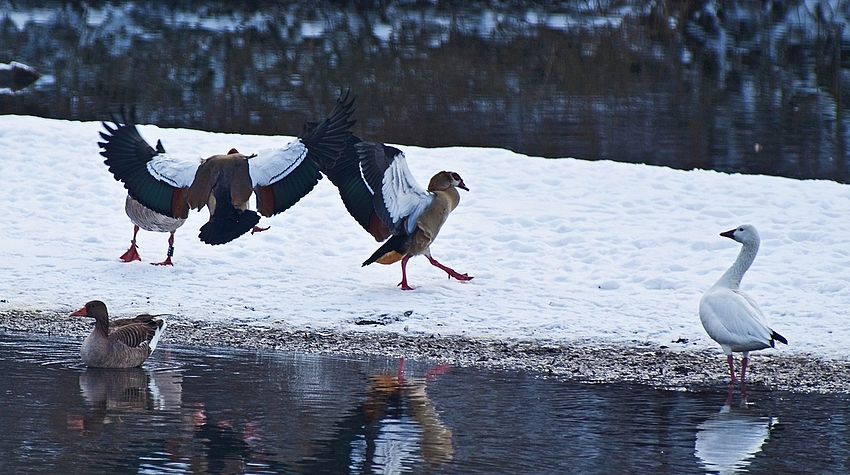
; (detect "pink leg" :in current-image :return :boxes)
[425,364,451,382]
[727,354,737,383]
[151,232,175,266]
[425,255,473,281]
[740,381,748,405]
[251,225,270,234]
[725,382,735,407]
[740,356,749,382]
[120,225,142,262]
[398,256,414,290]
[397,357,406,384]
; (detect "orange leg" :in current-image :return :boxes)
[119,225,142,262]
[151,232,176,266]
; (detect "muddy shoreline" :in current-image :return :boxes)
[3,309,848,394]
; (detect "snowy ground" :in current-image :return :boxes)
[1,115,849,373]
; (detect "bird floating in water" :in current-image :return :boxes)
[71,300,167,368]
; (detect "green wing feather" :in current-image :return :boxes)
[98,107,183,218]
[322,135,377,234]
[300,90,357,170]
[254,158,322,217]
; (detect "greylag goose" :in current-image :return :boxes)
[699,225,787,383]
[120,194,186,265]
[71,300,167,368]
[98,92,356,245]
[323,135,472,290]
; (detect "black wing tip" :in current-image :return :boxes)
[771,331,788,346]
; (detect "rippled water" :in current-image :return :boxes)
[1,333,848,474]
[2,1,849,181]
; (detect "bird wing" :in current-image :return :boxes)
[108,322,154,349]
[251,144,321,217]
[357,141,433,236]
[322,135,390,240]
[99,107,196,219]
[700,288,773,351]
[251,92,356,217]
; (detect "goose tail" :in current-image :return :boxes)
[148,318,167,354]
[771,330,788,347]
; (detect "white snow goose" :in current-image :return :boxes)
[323,135,472,290]
[98,91,356,245]
[71,300,167,368]
[119,194,186,265]
[699,225,787,383]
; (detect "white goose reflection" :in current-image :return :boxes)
[695,393,777,474]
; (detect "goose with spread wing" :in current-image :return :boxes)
[98,92,356,245]
[323,135,472,290]
[71,300,167,368]
[699,225,787,383]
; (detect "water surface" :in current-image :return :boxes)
[1,1,848,181]
[1,333,848,474]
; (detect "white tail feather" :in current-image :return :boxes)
[148,318,167,354]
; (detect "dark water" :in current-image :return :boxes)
[1,333,849,474]
[1,1,849,182]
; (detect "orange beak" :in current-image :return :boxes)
[70,306,88,317]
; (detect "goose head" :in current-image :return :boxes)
[70,300,109,320]
[720,224,760,245]
[428,171,468,192]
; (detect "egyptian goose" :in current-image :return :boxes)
[98,92,356,245]
[323,135,472,290]
[699,225,787,384]
[71,300,167,368]
[120,194,186,265]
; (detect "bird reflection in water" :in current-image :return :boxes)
[356,358,454,471]
[167,402,265,474]
[68,367,182,434]
[695,388,778,474]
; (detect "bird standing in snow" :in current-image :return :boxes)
[98,92,355,246]
[323,135,472,290]
[119,194,186,265]
[699,225,787,385]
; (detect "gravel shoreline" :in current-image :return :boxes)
[3,309,848,394]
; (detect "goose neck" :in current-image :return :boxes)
[717,240,759,288]
[93,315,110,337]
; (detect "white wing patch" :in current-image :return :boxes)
[700,288,772,352]
[359,161,375,195]
[248,140,307,187]
[147,154,201,188]
[381,152,432,233]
